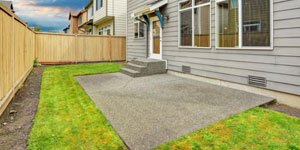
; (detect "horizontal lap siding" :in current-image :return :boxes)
[127,0,300,95]
[111,0,127,36]
[127,0,148,60]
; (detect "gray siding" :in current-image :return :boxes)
[127,0,300,95]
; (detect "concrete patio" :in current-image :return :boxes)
[76,73,274,150]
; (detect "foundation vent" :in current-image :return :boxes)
[182,66,191,74]
[248,75,267,87]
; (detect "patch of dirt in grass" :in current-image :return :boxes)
[267,103,300,118]
[0,67,44,150]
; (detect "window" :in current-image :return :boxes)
[78,15,82,25]
[88,6,93,19]
[216,0,272,48]
[99,28,103,35]
[179,0,211,47]
[242,0,271,47]
[134,18,145,39]
[107,29,111,35]
[99,25,112,35]
[105,25,111,35]
[96,0,103,10]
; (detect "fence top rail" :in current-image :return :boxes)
[36,32,126,38]
[0,3,36,33]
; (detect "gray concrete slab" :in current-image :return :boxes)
[76,73,274,150]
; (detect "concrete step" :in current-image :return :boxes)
[125,63,147,72]
[121,58,167,78]
[120,68,142,78]
[130,58,163,66]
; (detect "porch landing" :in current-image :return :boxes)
[76,73,274,150]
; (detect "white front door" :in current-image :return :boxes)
[149,19,162,60]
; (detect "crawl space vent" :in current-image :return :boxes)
[248,75,267,87]
[182,66,191,74]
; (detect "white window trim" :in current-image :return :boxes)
[134,19,145,39]
[178,0,212,49]
[215,0,274,50]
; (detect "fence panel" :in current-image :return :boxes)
[0,8,3,100]
[0,5,35,115]
[36,34,126,64]
[35,33,77,63]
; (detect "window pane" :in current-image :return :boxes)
[180,10,193,46]
[194,5,210,47]
[217,0,239,47]
[139,22,144,38]
[134,23,138,38]
[180,0,192,9]
[242,0,270,46]
[195,0,210,6]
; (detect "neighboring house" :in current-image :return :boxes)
[93,0,127,35]
[0,0,14,12]
[68,12,79,34]
[67,8,93,34]
[81,0,94,34]
[127,0,300,105]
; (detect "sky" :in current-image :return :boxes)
[14,0,90,32]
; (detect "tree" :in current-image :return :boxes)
[32,26,41,32]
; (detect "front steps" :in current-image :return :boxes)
[121,58,167,77]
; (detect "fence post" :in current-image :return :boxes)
[12,15,15,88]
[109,36,112,62]
[75,34,78,64]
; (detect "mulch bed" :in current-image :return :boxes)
[0,65,299,150]
[266,103,300,118]
[0,67,44,150]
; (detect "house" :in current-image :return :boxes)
[67,8,93,34]
[92,0,127,35]
[0,0,14,12]
[68,12,79,34]
[81,0,94,34]
[125,0,300,107]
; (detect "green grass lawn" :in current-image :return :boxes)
[28,63,127,150]
[157,107,300,150]
[28,63,300,150]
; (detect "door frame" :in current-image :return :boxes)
[149,18,163,60]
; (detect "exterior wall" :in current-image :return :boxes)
[93,0,127,36]
[70,16,78,34]
[127,0,149,59]
[78,11,88,27]
[93,0,107,22]
[127,0,300,96]
[110,0,127,36]
[87,3,94,21]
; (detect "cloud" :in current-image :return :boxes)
[14,0,89,31]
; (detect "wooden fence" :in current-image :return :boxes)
[0,4,35,115]
[0,3,126,115]
[35,33,126,64]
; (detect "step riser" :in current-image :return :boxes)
[130,60,148,66]
[120,69,142,78]
[122,58,167,78]
[125,64,147,72]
